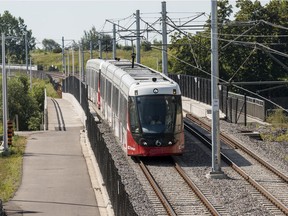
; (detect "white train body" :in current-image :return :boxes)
[86,59,184,156]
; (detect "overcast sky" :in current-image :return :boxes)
[1,0,270,47]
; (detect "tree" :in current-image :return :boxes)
[80,26,98,50]
[80,26,113,52]
[42,39,61,53]
[0,11,36,63]
[168,0,288,96]
[0,75,42,131]
[141,41,152,51]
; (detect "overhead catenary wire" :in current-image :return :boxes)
[151,45,288,113]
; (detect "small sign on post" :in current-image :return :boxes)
[7,120,13,146]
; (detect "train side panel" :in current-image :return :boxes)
[86,59,184,157]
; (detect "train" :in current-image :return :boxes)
[86,58,184,156]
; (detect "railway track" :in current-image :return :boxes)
[185,114,288,215]
[136,157,224,216]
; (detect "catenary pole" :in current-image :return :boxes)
[72,48,75,76]
[30,57,32,89]
[82,47,85,85]
[25,33,28,74]
[113,24,116,59]
[136,10,141,64]
[67,49,70,76]
[208,0,225,179]
[90,41,93,59]
[62,37,64,72]
[2,33,8,151]
[99,34,102,59]
[161,1,168,75]
[79,45,82,105]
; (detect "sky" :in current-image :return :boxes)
[1,0,271,48]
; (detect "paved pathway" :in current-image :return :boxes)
[4,98,101,216]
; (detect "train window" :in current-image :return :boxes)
[106,80,112,107]
[120,94,127,129]
[101,76,105,99]
[129,96,140,133]
[132,95,182,134]
[112,87,119,116]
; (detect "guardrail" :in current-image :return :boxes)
[0,64,38,71]
[169,74,266,122]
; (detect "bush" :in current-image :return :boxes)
[142,41,152,51]
[266,109,288,125]
[122,46,132,51]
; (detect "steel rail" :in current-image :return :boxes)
[173,160,220,216]
[184,121,288,215]
[186,113,288,183]
[137,159,177,216]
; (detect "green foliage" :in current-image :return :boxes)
[0,135,26,202]
[0,11,35,63]
[42,38,61,53]
[45,83,61,98]
[0,75,46,131]
[168,0,288,95]
[141,41,152,51]
[80,26,113,51]
[122,45,133,51]
[266,109,288,125]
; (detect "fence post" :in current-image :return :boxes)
[244,94,247,126]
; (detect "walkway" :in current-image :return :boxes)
[4,97,103,216]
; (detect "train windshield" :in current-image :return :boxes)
[129,95,182,134]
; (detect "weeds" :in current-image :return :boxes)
[0,135,26,202]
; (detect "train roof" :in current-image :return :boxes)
[111,60,168,82]
[86,59,181,96]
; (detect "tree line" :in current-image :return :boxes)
[1,0,288,99]
[169,0,288,97]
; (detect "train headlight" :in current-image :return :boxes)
[168,141,173,145]
[140,138,148,146]
[173,89,176,95]
[155,140,162,146]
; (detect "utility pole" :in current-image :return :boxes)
[98,34,102,59]
[207,0,225,179]
[161,1,168,75]
[30,57,32,89]
[82,47,85,83]
[25,33,28,74]
[2,33,8,151]
[90,41,93,59]
[79,45,82,105]
[136,10,141,64]
[67,50,70,76]
[72,48,75,76]
[62,36,65,73]
[113,24,116,59]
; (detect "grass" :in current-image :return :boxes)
[260,109,288,143]
[0,135,26,202]
[32,48,163,72]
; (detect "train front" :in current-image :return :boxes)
[127,82,184,156]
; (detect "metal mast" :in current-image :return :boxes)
[113,24,116,59]
[161,1,168,75]
[136,9,141,64]
[2,33,8,151]
[209,0,225,178]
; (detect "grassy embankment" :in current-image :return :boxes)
[31,48,162,72]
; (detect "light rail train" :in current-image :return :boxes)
[86,59,184,156]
